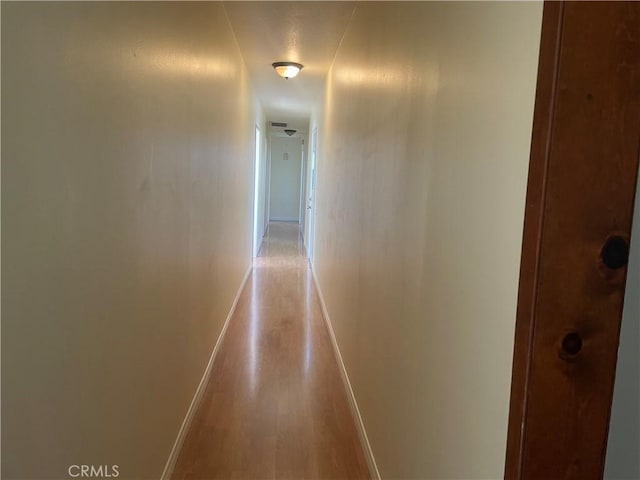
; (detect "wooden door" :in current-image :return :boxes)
[505,2,640,479]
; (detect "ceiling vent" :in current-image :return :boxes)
[271,122,287,127]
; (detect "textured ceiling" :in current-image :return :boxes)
[224,2,356,130]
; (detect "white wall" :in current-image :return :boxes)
[312,2,542,478]
[1,3,262,479]
[269,136,303,222]
[605,173,640,479]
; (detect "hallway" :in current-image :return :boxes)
[172,222,370,480]
[4,3,639,479]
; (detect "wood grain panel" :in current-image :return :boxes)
[506,2,640,479]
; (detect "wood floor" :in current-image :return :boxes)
[172,222,370,480]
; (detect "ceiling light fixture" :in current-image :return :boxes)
[284,129,297,136]
[272,62,303,80]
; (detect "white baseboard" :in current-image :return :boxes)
[269,216,299,223]
[310,266,381,480]
[160,265,253,480]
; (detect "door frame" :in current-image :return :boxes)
[505,2,640,479]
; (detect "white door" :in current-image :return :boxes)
[252,126,261,257]
[306,128,317,262]
[298,142,306,236]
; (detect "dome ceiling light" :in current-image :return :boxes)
[272,62,303,80]
[284,129,297,136]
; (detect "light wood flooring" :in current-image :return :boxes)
[172,222,370,480]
